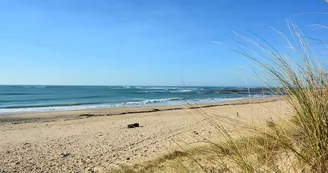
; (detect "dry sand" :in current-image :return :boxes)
[0,97,293,172]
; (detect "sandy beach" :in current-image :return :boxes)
[0,97,292,172]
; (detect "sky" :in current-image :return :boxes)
[0,0,327,86]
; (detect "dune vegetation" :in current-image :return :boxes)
[231,21,328,172]
[111,20,328,173]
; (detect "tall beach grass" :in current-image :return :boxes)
[232,20,328,172]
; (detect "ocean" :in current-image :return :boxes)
[0,85,274,115]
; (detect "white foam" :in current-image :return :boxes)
[22,85,47,89]
[169,89,193,93]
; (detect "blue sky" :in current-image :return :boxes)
[0,0,327,86]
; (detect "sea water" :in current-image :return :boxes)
[0,85,274,115]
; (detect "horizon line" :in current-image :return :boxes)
[0,84,265,87]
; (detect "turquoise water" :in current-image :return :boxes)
[0,85,273,114]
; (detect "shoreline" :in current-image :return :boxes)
[0,96,280,124]
[0,95,274,116]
